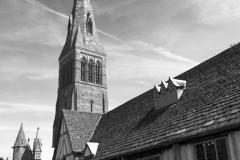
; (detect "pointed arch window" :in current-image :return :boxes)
[88,59,94,83]
[96,61,101,85]
[81,57,86,81]
[86,13,93,36]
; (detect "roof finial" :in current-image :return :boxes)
[36,127,40,139]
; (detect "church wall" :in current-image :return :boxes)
[76,83,107,113]
[58,85,75,111]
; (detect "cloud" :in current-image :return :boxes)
[24,0,68,19]
[135,80,151,86]
[192,0,240,24]
[0,0,67,47]
[153,47,198,65]
[23,0,197,65]
[0,125,52,132]
[97,29,127,44]
[129,40,154,48]
[0,55,57,81]
[0,102,54,113]
[130,40,198,65]
[106,49,195,81]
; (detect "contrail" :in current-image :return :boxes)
[153,47,198,65]
[24,0,69,19]
[23,0,125,43]
[24,0,198,65]
[96,29,126,44]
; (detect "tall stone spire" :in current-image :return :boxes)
[12,123,27,160]
[59,0,105,59]
[53,0,108,148]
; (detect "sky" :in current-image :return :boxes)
[1,0,240,158]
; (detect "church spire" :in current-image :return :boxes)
[12,123,27,160]
[59,0,105,59]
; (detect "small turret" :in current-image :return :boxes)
[12,123,27,160]
[32,128,42,160]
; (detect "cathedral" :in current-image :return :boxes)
[52,0,240,160]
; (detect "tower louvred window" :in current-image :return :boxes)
[96,61,101,85]
[88,59,94,83]
[86,13,93,36]
[81,57,86,81]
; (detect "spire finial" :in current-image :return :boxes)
[36,127,40,139]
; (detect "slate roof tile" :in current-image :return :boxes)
[62,110,102,153]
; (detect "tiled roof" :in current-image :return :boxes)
[90,44,240,159]
[62,110,102,153]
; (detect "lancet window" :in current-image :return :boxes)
[88,59,94,83]
[86,13,93,36]
[95,61,101,85]
[81,57,86,81]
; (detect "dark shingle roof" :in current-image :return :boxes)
[90,45,240,159]
[62,110,102,153]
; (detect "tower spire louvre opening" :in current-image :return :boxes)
[86,13,93,36]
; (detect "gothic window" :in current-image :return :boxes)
[86,13,93,36]
[88,59,94,83]
[81,57,86,81]
[95,61,101,85]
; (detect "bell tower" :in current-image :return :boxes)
[52,0,108,147]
